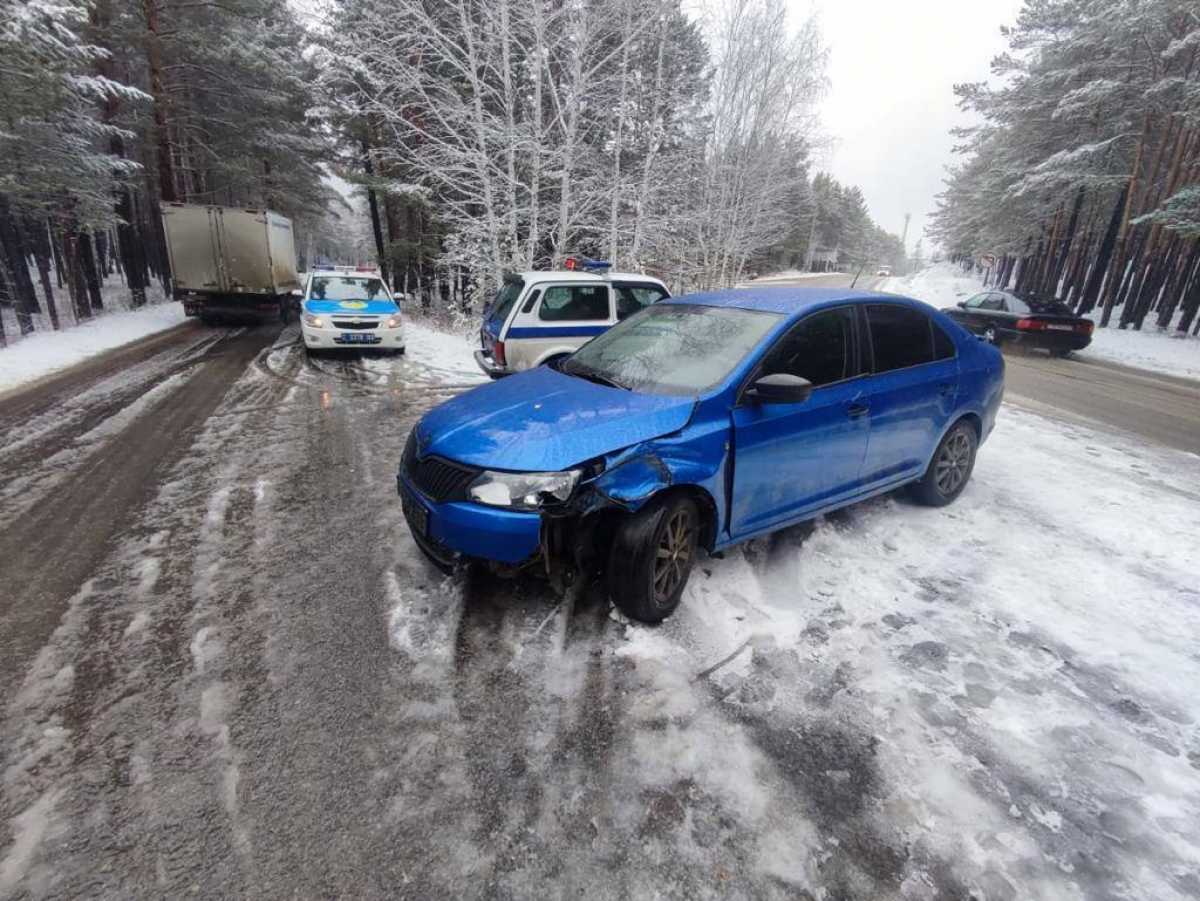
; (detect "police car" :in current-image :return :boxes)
[299,266,405,353]
[474,258,669,377]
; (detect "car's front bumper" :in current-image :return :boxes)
[397,473,542,565]
[302,321,406,349]
[473,349,511,378]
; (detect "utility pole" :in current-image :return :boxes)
[900,213,912,273]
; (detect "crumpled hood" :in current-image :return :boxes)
[416,366,696,472]
[304,298,398,315]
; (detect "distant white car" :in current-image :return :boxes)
[475,258,670,377]
[299,267,405,353]
[876,267,892,277]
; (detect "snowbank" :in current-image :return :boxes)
[0,303,188,394]
[883,263,1200,382]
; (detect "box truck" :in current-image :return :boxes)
[162,202,301,322]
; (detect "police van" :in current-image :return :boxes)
[299,266,406,354]
[474,258,670,378]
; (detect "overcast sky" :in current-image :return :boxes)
[802,0,1024,250]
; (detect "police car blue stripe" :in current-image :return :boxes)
[505,325,608,339]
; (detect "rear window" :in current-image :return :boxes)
[487,279,525,323]
[866,304,935,373]
[1006,293,1073,316]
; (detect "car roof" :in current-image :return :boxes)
[518,270,666,286]
[665,286,918,319]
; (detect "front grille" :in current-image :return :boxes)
[402,431,479,502]
[332,319,379,330]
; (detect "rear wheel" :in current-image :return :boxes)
[607,494,698,623]
[911,420,977,507]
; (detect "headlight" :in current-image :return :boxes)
[303,313,324,328]
[384,315,402,329]
[468,469,580,509]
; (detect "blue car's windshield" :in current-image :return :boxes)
[562,304,782,396]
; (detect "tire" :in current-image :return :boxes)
[607,494,699,623]
[1050,348,1072,359]
[983,325,999,345]
[910,420,978,507]
[279,298,290,324]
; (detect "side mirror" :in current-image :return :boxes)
[745,373,813,405]
[956,301,967,309]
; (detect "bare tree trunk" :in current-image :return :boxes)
[0,196,41,335]
[1100,113,1150,326]
[29,218,60,329]
[1077,186,1127,314]
[142,0,178,203]
[361,135,389,285]
[80,231,104,311]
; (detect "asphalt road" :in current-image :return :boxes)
[0,297,1196,899]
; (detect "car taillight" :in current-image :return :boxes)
[1078,320,1094,335]
[493,340,506,365]
[1015,318,1046,331]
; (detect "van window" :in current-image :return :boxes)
[866,304,935,373]
[538,285,610,322]
[487,279,524,322]
[614,284,669,320]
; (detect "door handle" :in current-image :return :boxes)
[847,403,870,419]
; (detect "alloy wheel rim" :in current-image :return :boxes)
[984,327,996,343]
[653,509,694,602]
[935,431,971,495]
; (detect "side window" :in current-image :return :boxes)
[962,293,989,309]
[932,320,956,360]
[979,293,1005,311]
[538,285,611,322]
[520,289,541,315]
[760,307,854,388]
[866,304,935,373]
[1003,293,1031,314]
[614,284,669,321]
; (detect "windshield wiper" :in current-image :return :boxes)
[563,364,629,391]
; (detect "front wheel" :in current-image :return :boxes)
[983,325,999,345]
[607,494,699,623]
[910,421,978,507]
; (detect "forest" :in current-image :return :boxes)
[0,0,906,343]
[929,0,1200,335]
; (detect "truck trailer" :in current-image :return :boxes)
[162,202,300,322]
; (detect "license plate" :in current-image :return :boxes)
[401,484,428,536]
[339,333,378,344]
[1046,324,1074,332]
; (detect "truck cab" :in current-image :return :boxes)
[475,259,670,378]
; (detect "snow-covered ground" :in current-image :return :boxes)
[0,302,188,393]
[882,263,1200,382]
[743,269,845,285]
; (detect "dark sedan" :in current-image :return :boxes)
[944,290,1094,356]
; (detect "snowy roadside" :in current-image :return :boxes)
[881,263,1200,382]
[0,302,188,394]
[743,269,846,285]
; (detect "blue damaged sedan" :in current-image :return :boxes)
[397,288,1004,622]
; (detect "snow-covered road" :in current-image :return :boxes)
[1,318,1198,899]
